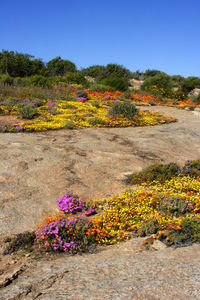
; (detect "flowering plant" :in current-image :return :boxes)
[36,216,97,254]
[56,192,85,214]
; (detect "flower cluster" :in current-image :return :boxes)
[0,86,178,132]
[36,216,97,253]
[56,192,85,214]
[36,162,200,253]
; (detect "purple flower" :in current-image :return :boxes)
[82,208,95,216]
[48,102,56,106]
[76,97,87,102]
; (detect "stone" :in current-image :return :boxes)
[0,106,200,239]
[188,88,200,98]
[152,239,167,250]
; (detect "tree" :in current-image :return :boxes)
[47,56,76,76]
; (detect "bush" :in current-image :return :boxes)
[179,160,200,178]
[167,216,200,246]
[0,73,13,85]
[109,102,139,120]
[100,76,129,91]
[89,117,106,126]
[129,163,180,184]
[29,75,51,87]
[97,64,132,81]
[18,103,37,119]
[181,77,200,95]
[65,72,88,86]
[81,65,105,78]
[3,232,35,255]
[36,216,97,254]
[141,74,173,96]
[75,90,88,99]
[90,83,115,93]
[144,69,166,79]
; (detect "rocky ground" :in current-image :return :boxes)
[0,106,200,299]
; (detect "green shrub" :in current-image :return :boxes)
[65,72,88,86]
[91,100,100,108]
[100,76,129,91]
[141,74,173,96]
[129,163,180,184]
[179,160,200,178]
[75,90,88,99]
[81,65,105,78]
[18,103,37,119]
[13,77,30,86]
[90,83,115,93]
[167,216,200,246]
[64,121,75,129]
[0,73,13,85]
[3,232,35,255]
[137,218,162,237]
[29,75,51,87]
[181,77,200,95]
[97,64,132,81]
[88,117,106,126]
[109,102,139,120]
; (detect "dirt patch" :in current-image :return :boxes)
[0,115,24,126]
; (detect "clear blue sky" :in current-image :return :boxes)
[0,0,199,77]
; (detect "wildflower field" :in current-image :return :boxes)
[0,85,180,132]
[29,160,200,255]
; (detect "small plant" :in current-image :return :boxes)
[159,195,194,217]
[56,192,85,214]
[109,102,139,120]
[36,216,97,254]
[129,163,180,184]
[179,160,200,178]
[89,117,106,126]
[75,90,88,99]
[18,103,37,119]
[137,218,162,236]
[64,121,76,129]
[3,232,35,255]
[100,76,129,92]
[91,100,100,108]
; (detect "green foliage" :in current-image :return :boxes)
[88,117,106,126]
[91,100,100,108]
[100,76,129,91]
[141,73,173,96]
[29,75,51,87]
[90,83,115,93]
[65,71,88,86]
[144,69,166,79]
[168,216,200,246]
[109,101,139,119]
[130,163,180,184]
[159,195,194,217]
[47,56,76,76]
[81,65,105,78]
[3,232,35,255]
[137,218,162,236]
[75,90,88,99]
[0,73,14,85]
[97,64,132,82]
[18,103,37,119]
[129,160,200,185]
[0,50,46,77]
[64,121,76,129]
[180,160,200,178]
[181,76,200,95]
[171,75,185,88]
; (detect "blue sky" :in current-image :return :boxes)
[0,0,199,77]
